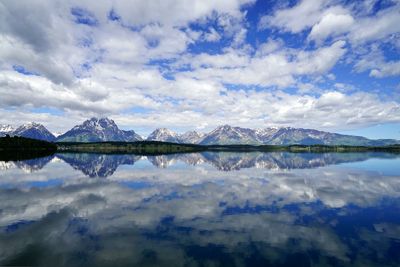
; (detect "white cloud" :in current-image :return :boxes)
[262,0,399,46]
[204,27,221,42]
[309,12,354,42]
[178,40,346,88]
[0,0,398,134]
[348,5,400,44]
[259,0,399,81]
[354,45,400,78]
[369,61,400,78]
[259,0,328,33]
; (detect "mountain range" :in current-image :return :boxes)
[1,117,399,146]
[0,122,56,142]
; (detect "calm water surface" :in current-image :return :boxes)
[0,152,399,267]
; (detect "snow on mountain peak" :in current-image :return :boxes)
[147,128,180,142]
[58,117,142,142]
[0,124,15,133]
[78,117,117,130]
[21,122,42,128]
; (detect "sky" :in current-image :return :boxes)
[0,0,399,138]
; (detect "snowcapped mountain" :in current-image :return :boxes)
[12,122,56,142]
[199,125,398,146]
[2,118,398,146]
[178,131,205,144]
[56,118,142,142]
[199,125,260,145]
[0,124,15,137]
[142,125,398,146]
[52,132,63,137]
[258,127,386,146]
[255,127,280,142]
[146,128,180,143]
[147,129,205,144]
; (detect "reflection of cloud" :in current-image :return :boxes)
[0,154,400,265]
[0,181,349,265]
[0,175,398,265]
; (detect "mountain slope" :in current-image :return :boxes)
[56,118,142,142]
[263,127,398,146]
[200,125,260,145]
[179,131,205,144]
[200,125,399,146]
[146,128,180,143]
[12,123,56,142]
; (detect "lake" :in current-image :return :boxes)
[0,152,400,267]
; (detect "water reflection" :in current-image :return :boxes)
[1,151,399,177]
[0,152,399,266]
[57,153,142,177]
[3,155,54,173]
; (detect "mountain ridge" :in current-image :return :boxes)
[0,122,56,141]
[3,118,399,146]
[56,118,142,142]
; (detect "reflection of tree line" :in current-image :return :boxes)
[3,152,399,177]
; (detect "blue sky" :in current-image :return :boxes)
[0,0,399,138]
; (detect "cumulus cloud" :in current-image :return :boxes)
[354,45,400,78]
[262,0,399,45]
[0,0,399,134]
[258,0,328,33]
[308,12,354,42]
[348,5,400,44]
[259,0,400,80]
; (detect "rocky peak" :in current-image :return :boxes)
[215,125,234,131]
[78,117,117,130]
[57,117,142,142]
[147,128,179,142]
[179,130,205,144]
[12,122,55,142]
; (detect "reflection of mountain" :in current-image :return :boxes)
[56,153,142,177]
[10,156,54,173]
[149,152,399,171]
[147,153,206,168]
[0,161,14,170]
[201,152,394,171]
[1,162,400,266]
[4,152,400,177]
[52,152,400,176]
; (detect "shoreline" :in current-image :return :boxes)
[56,141,400,154]
[1,137,400,162]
